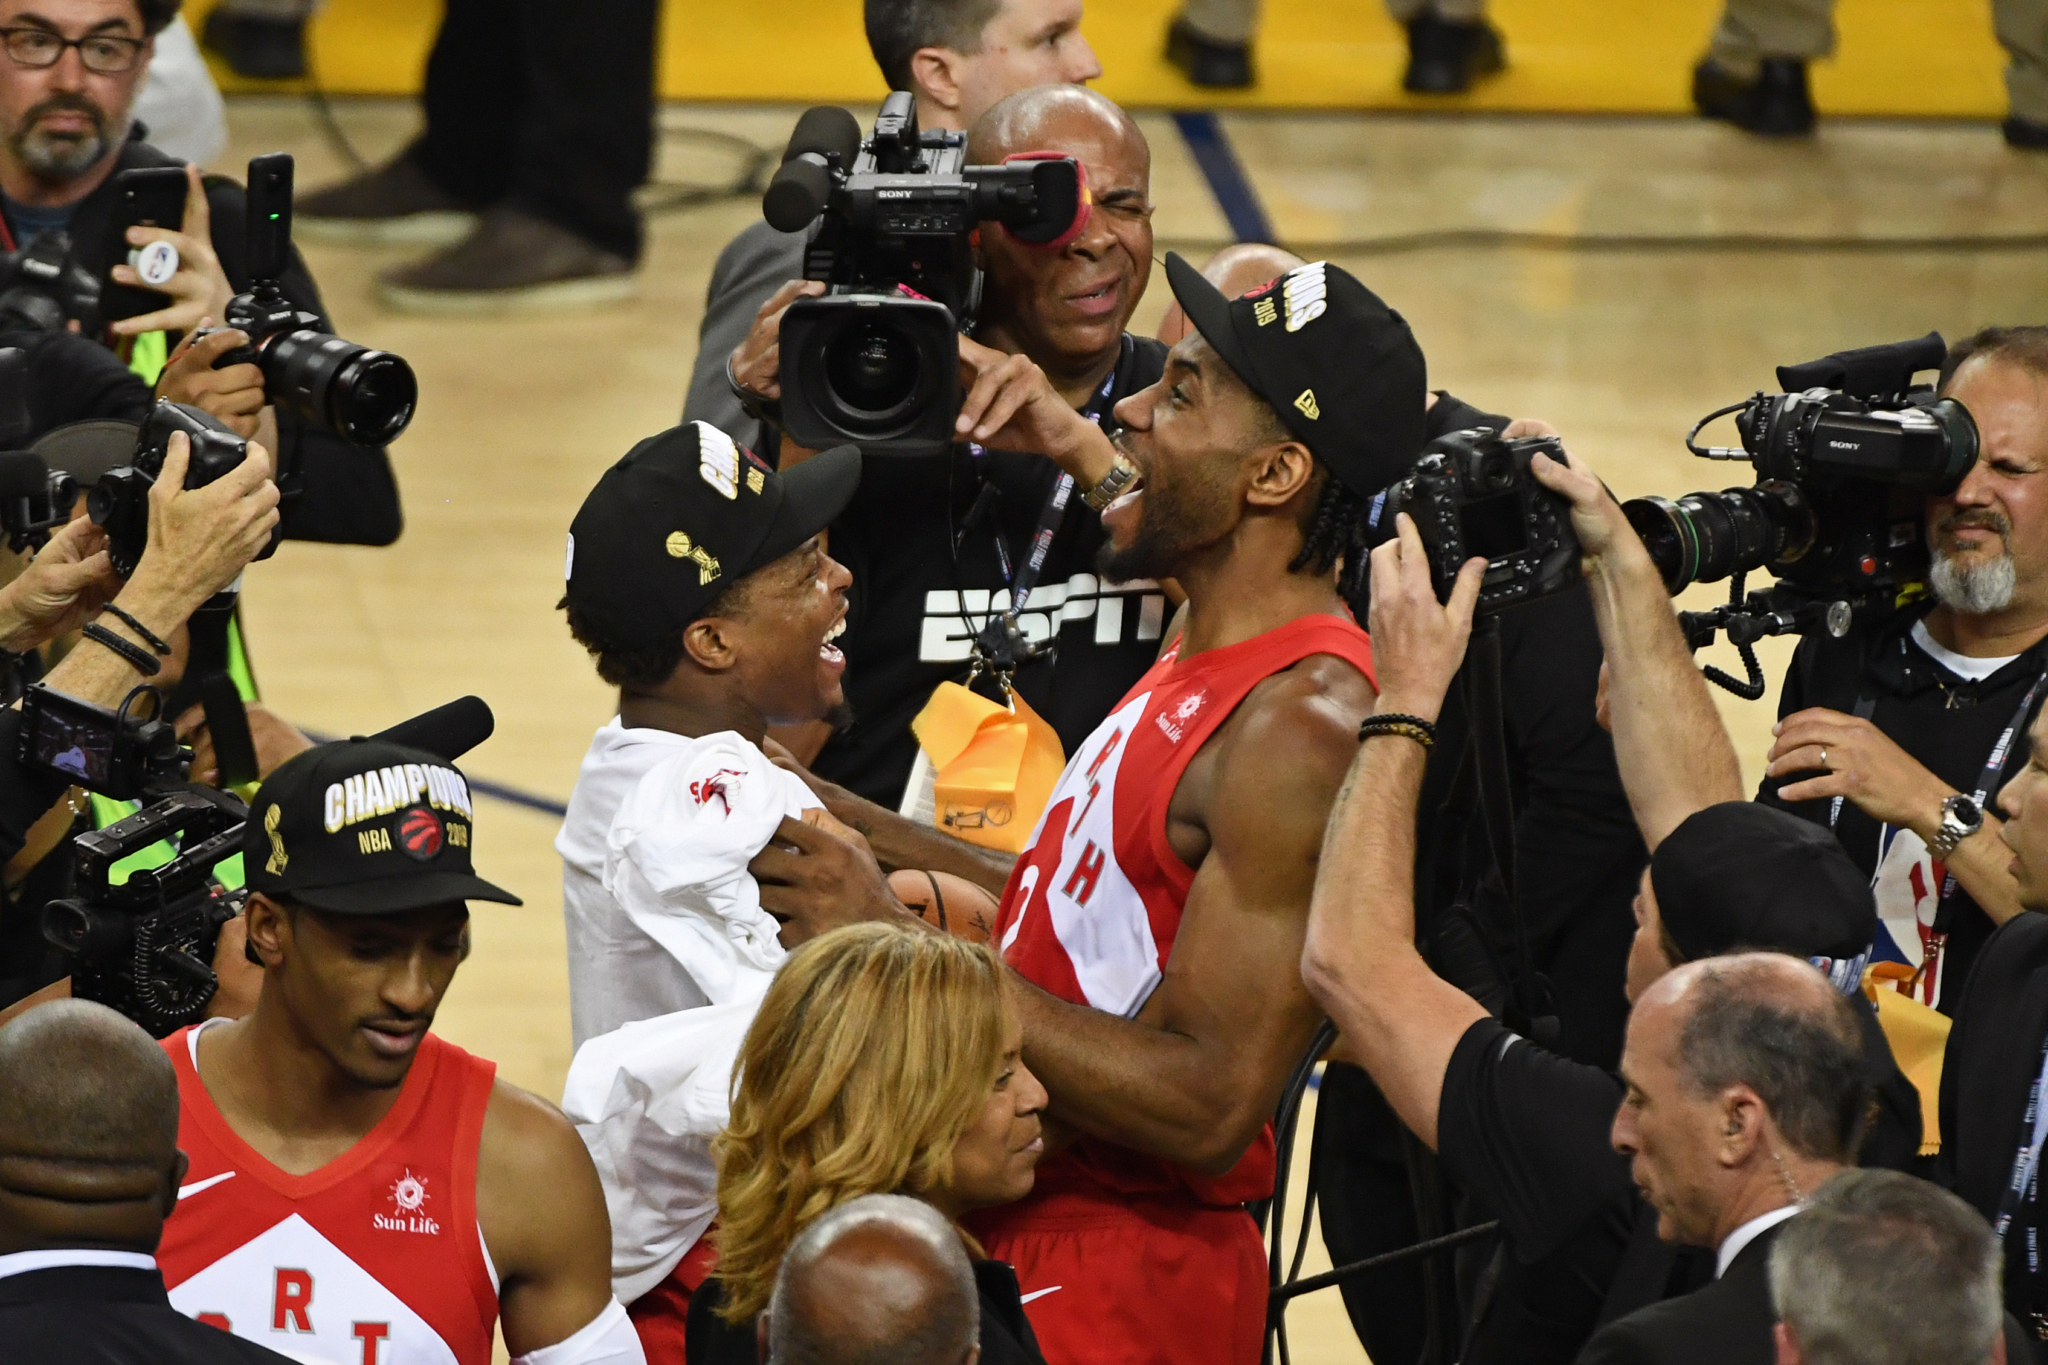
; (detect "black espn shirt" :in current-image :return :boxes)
[812,333,1170,808]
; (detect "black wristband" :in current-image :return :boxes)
[1358,713,1436,748]
[101,603,170,655]
[82,622,162,676]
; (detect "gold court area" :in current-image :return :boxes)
[207,94,2048,1364]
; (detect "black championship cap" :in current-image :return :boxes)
[1651,802,1876,964]
[243,738,521,914]
[1163,251,1427,496]
[564,421,861,649]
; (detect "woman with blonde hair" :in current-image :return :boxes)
[685,920,1049,1365]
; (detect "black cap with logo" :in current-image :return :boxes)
[1163,251,1427,497]
[244,737,521,915]
[564,420,862,649]
[1651,802,1876,963]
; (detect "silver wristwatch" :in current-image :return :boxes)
[1928,793,1984,860]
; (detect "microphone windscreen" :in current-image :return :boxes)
[372,695,495,762]
[782,106,861,167]
[763,157,834,233]
[0,451,50,500]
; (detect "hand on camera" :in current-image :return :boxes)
[174,701,315,787]
[954,335,1101,470]
[1366,512,1486,723]
[0,516,121,652]
[1522,433,1647,568]
[156,322,271,442]
[730,279,826,401]
[109,166,234,340]
[750,808,911,947]
[129,430,280,611]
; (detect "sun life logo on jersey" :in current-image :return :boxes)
[373,1169,440,1235]
[1154,690,1206,744]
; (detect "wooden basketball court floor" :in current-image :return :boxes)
[206,89,2048,1362]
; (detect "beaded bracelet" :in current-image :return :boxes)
[1358,712,1437,749]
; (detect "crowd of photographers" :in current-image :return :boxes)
[0,2,2046,1365]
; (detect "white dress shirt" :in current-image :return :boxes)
[0,1248,157,1282]
[1715,1202,1802,1279]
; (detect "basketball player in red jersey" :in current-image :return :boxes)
[755,254,1437,1365]
[156,735,646,1365]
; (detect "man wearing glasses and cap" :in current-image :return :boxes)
[153,732,645,1365]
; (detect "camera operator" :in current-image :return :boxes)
[0,427,277,1013]
[682,0,1101,444]
[730,84,1161,892]
[1299,450,1920,1363]
[1759,326,2048,1015]
[0,0,399,547]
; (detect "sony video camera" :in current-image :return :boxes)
[19,683,246,1036]
[200,154,417,446]
[1380,428,1580,615]
[761,93,1087,454]
[1621,334,1977,688]
[90,398,278,578]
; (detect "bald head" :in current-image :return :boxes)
[0,999,184,1254]
[1157,245,1307,346]
[1645,954,1867,1162]
[966,83,1143,169]
[767,1195,977,1365]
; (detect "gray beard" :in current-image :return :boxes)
[1929,548,2017,615]
[11,112,119,182]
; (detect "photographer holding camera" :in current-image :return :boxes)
[0,0,399,547]
[1753,327,2048,1014]
[684,0,1101,444]
[1299,445,1921,1363]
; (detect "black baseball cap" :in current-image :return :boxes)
[564,421,861,649]
[1163,252,1427,497]
[244,737,521,915]
[1651,802,1876,963]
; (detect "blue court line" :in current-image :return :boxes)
[1172,111,1279,246]
[302,730,570,819]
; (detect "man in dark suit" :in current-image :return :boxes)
[0,998,293,1363]
[1573,954,1868,1365]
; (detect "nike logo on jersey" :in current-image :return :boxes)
[920,575,1167,663]
[177,1171,236,1200]
[1020,1286,1064,1304]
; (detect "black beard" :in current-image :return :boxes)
[822,700,856,732]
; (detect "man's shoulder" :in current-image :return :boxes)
[1959,909,2048,1010]
[708,218,806,295]
[1577,1267,1773,1365]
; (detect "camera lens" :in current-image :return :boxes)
[255,331,418,446]
[823,319,921,423]
[1623,482,1814,593]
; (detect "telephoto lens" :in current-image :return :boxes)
[250,330,417,447]
[1623,481,1815,594]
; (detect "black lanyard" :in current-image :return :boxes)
[1995,1031,2048,1285]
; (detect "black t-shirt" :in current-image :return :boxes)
[1759,605,2048,1014]
[812,334,1169,807]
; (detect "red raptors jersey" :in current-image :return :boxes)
[158,1021,501,1365]
[990,613,1376,1207]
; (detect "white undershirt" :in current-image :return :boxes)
[1715,1203,1802,1279]
[1911,618,2019,683]
[0,1248,156,1282]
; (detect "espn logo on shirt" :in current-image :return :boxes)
[920,574,1168,663]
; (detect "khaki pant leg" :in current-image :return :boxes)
[1707,0,1836,78]
[1179,0,1260,45]
[1997,0,2048,122]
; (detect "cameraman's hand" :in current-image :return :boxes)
[1366,511,1484,722]
[955,335,1110,477]
[1525,439,1648,568]
[0,515,120,652]
[730,279,824,401]
[156,322,266,439]
[174,701,315,787]
[750,809,914,948]
[128,431,279,612]
[109,166,235,340]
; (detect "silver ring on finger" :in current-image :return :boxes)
[1819,745,1828,767]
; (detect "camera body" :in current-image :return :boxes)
[1382,428,1581,615]
[18,683,246,1036]
[89,399,274,578]
[0,231,100,335]
[1623,333,1977,643]
[200,154,418,447]
[765,94,1085,455]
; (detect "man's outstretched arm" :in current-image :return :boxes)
[1301,515,1489,1150]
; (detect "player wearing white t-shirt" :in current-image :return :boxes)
[555,423,862,1342]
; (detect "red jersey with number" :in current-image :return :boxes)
[984,613,1376,1210]
[157,1020,501,1365]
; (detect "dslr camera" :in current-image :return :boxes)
[199,154,417,446]
[0,230,100,334]
[761,93,1087,454]
[1380,428,1581,615]
[1621,334,1977,690]
[90,398,279,578]
[18,683,246,1036]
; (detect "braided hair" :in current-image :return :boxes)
[1289,472,1373,619]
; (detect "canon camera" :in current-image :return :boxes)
[89,399,278,578]
[1380,428,1581,615]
